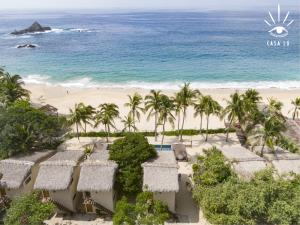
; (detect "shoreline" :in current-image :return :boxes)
[25,83,300,132]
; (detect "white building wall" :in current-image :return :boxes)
[49,166,81,212]
[154,192,176,213]
[91,190,115,212]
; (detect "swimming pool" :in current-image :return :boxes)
[153,144,172,151]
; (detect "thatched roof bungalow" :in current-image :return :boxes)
[34,150,84,212]
[0,150,54,199]
[252,146,300,175]
[77,151,117,213]
[142,151,179,213]
[220,146,267,180]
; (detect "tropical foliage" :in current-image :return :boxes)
[0,69,30,106]
[291,97,300,120]
[4,192,55,225]
[0,101,68,159]
[94,103,119,142]
[193,147,300,225]
[145,90,162,141]
[109,133,157,196]
[202,95,222,141]
[113,192,169,225]
[158,95,175,148]
[124,93,143,128]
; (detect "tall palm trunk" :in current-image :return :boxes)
[177,112,181,136]
[180,108,186,141]
[161,119,166,151]
[226,117,234,142]
[107,124,111,143]
[76,123,79,140]
[84,123,87,133]
[205,115,210,142]
[104,124,108,143]
[199,113,203,134]
[132,111,136,132]
[154,112,158,141]
[293,107,297,120]
[261,140,266,157]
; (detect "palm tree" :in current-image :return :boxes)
[193,95,205,134]
[158,95,175,149]
[268,98,284,121]
[202,95,222,142]
[94,103,119,142]
[145,90,162,141]
[0,71,30,105]
[178,83,198,141]
[121,115,137,132]
[172,92,183,135]
[68,103,85,139]
[80,104,95,133]
[291,97,300,120]
[247,115,286,156]
[243,89,262,104]
[124,93,143,129]
[222,92,244,142]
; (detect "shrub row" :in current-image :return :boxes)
[67,128,235,138]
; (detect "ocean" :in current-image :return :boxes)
[0,10,299,90]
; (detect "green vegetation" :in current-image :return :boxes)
[4,192,55,225]
[0,69,30,106]
[291,97,300,120]
[193,147,300,225]
[0,101,68,159]
[109,133,157,196]
[177,83,199,141]
[68,103,95,138]
[94,103,119,142]
[277,136,299,154]
[145,90,163,141]
[67,131,156,138]
[124,93,144,128]
[201,95,222,141]
[158,94,175,148]
[162,128,235,136]
[113,192,169,225]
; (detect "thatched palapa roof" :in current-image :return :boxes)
[0,150,54,189]
[142,151,179,192]
[77,151,117,192]
[34,151,84,191]
[220,146,267,180]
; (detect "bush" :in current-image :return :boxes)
[0,101,69,159]
[277,136,299,153]
[4,192,55,225]
[67,131,156,138]
[192,147,300,225]
[109,133,157,196]
[162,128,235,136]
[113,192,169,225]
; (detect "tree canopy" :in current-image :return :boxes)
[109,133,157,195]
[193,147,300,225]
[0,101,69,158]
[4,192,55,225]
[113,192,169,225]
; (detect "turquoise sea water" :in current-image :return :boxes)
[0,10,299,89]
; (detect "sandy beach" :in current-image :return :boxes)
[26,84,300,132]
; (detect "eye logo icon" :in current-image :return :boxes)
[264,4,294,38]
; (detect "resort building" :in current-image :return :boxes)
[142,151,179,213]
[220,146,267,180]
[0,150,54,199]
[77,150,118,214]
[34,150,84,212]
[252,146,300,175]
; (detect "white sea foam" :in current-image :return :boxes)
[22,74,300,90]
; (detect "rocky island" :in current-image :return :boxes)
[17,44,37,49]
[11,21,51,35]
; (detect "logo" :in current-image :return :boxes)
[264,4,294,38]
